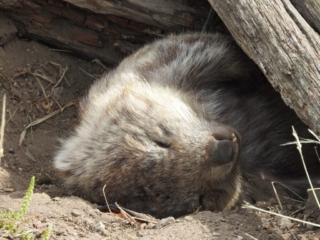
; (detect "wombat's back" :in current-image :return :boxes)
[54,33,320,217]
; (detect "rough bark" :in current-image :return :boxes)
[63,0,207,29]
[208,0,320,134]
[290,0,320,34]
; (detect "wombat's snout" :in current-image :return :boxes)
[208,132,239,166]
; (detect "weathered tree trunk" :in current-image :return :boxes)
[0,0,209,65]
[63,0,207,29]
[208,0,320,134]
[290,0,320,34]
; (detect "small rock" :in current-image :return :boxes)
[91,221,105,232]
[33,221,44,229]
[136,231,144,237]
[184,216,193,221]
[262,222,273,230]
[279,218,290,229]
[52,197,61,201]
[3,188,14,192]
[140,223,147,230]
[212,232,221,236]
[154,217,175,229]
[146,223,156,229]
[71,209,82,217]
[286,222,295,229]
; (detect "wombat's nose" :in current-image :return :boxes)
[208,133,239,166]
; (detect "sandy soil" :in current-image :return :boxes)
[0,16,319,240]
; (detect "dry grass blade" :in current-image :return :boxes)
[24,148,36,162]
[32,71,56,84]
[114,202,139,226]
[271,181,305,201]
[292,126,320,209]
[0,94,6,167]
[49,48,72,53]
[33,75,49,101]
[244,232,258,240]
[78,67,97,79]
[19,100,78,146]
[102,185,117,222]
[101,185,157,225]
[242,202,320,228]
[92,59,109,70]
[308,129,320,142]
[51,66,68,92]
[271,182,283,210]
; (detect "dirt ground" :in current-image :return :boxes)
[0,16,320,240]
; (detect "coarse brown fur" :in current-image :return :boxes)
[54,33,320,218]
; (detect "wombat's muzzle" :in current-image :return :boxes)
[207,132,240,166]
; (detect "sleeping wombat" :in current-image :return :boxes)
[54,33,320,218]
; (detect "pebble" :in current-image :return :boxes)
[154,217,175,229]
[91,221,105,232]
[3,188,14,192]
[184,216,193,221]
[136,231,144,237]
[71,209,82,217]
[279,218,290,229]
[33,221,44,229]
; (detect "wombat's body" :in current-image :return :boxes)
[54,33,320,218]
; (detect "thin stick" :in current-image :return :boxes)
[78,67,97,79]
[288,228,298,240]
[314,146,320,162]
[292,126,320,209]
[92,59,109,70]
[49,49,72,53]
[115,202,139,225]
[33,75,49,102]
[51,66,69,92]
[243,202,320,227]
[308,129,320,142]
[19,100,77,146]
[102,185,117,222]
[281,140,320,146]
[244,232,258,240]
[271,182,283,210]
[289,206,305,217]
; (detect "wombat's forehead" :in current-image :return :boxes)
[100,80,196,119]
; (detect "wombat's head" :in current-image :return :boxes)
[54,74,242,218]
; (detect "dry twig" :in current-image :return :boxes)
[242,202,320,228]
[19,100,78,146]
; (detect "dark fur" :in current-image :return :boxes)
[54,33,320,218]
